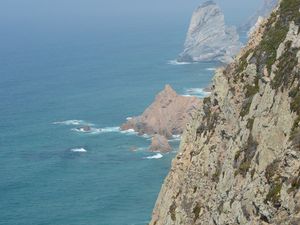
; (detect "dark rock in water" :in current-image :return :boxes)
[178,1,242,64]
[121,84,202,139]
[149,134,172,152]
[77,126,92,132]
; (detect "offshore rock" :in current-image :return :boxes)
[121,85,201,139]
[178,1,242,64]
[149,134,172,152]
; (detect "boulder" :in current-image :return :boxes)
[149,134,172,152]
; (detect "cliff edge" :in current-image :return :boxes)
[150,0,300,224]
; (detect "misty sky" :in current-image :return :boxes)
[1,0,263,30]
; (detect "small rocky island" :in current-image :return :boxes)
[121,85,202,152]
[178,1,242,63]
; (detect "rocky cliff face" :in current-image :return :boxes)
[178,1,242,64]
[150,0,300,224]
[121,85,201,139]
[241,0,279,33]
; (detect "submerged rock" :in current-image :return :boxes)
[121,84,202,139]
[178,1,242,64]
[149,134,172,152]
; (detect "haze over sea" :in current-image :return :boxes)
[0,1,259,224]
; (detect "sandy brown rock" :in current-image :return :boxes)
[121,84,202,138]
[149,134,172,152]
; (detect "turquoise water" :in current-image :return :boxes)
[0,23,216,225]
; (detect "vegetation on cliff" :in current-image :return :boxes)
[150,1,300,224]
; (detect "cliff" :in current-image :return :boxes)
[150,0,300,224]
[241,0,279,33]
[178,1,242,64]
[121,85,201,139]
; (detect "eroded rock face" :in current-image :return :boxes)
[121,85,202,138]
[150,1,300,224]
[178,1,242,64]
[149,134,172,152]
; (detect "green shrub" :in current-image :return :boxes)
[169,202,177,221]
[247,118,255,130]
[193,203,201,222]
[271,42,299,90]
[265,182,282,208]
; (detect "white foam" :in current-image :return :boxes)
[100,127,120,133]
[167,60,192,65]
[144,153,163,159]
[70,148,87,153]
[169,135,181,142]
[53,120,93,126]
[142,134,151,139]
[120,129,138,135]
[183,88,211,98]
[71,126,120,134]
[126,117,133,121]
[206,67,217,71]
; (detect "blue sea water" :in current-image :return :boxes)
[0,22,217,225]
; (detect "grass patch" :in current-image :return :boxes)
[265,182,282,208]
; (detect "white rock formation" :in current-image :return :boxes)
[178,1,242,64]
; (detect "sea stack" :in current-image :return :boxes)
[178,1,242,64]
[121,84,202,142]
[149,134,172,152]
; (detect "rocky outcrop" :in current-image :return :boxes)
[121,85,201,139]
[149,134,172,152]
[240,0,279,33]
[150,0,300,224]
[178,1,242,64]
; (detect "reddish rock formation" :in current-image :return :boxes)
[121,84,202,138]
[149,134,172,152]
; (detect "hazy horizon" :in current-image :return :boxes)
[1,0,263,31]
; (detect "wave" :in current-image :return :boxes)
[53,120,93,126]
[100,127,120,133]
[169,135,181,142]
[120,129,138,135]
[70,148,87,153]
[183,88,211,98]
[129,147,148,152]
[72,126,120,134]
[167,60,193,65]
[144,153,163,159]
[206,67,217,71]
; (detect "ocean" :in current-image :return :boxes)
[0,21,217,225]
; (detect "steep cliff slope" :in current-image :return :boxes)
[150,0,300,224]
[178,1,241,64]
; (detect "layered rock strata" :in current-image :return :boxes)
[178,1,242,63]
